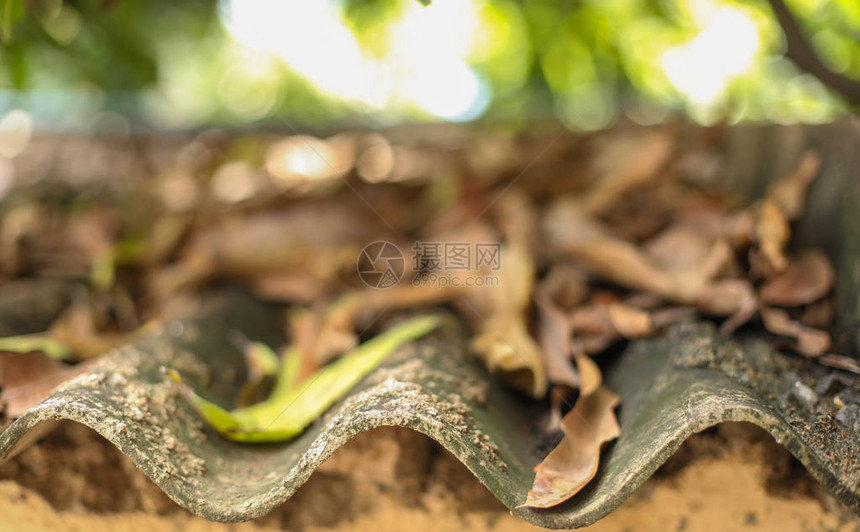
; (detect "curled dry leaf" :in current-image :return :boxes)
[693,279,757,317]
[544,200,755,324]
[691,278,758,335]
[569,302,617,355]
[569,301,689,356]
[583,131,674,215]
[471,243,547,397]
[765,151,821,220]
[650,306,698,329]
[754,198,791,274]
[573,352,602,397]
[544,200,685,298]
[761,306,831,357]
[801,299,835,329]
[285,308,328,382]
[645,225,716,273]
[0,352,86,419]
[645,226,735,287]
[535,265,588,389]
[749,151,821,277]
[819,354,860,375]
[252,273,327,304]
[759,249,834,307]
[520,386,621,509]
[545,200,748,319]
[716,291,759,335]
[722,210,756,249]
[607,303,653,338]
[536,295,581,389]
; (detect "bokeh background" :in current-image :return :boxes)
[0,0,858,132]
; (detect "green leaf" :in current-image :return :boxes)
[271,345,301,397]
[0,335,72,361]
[1,0,24,43]
[167,314,440,443]
[90,252,116,292]
[245,341,281,379]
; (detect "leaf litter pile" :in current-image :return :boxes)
[0,127,852,511]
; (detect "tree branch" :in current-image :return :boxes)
[765,0,860,106]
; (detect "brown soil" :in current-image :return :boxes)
[0,422,857,532]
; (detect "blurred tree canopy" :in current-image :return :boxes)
[0,0,858,130]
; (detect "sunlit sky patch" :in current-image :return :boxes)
[661,2,761,110]
[219,0,491,122]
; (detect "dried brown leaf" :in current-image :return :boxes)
[650,306,698,328]
[755,198,791,274]
[759,249,834,307]
[472,317,547,396]
[572,334,614,356]
[569,300,687,355]
[607,303,654,338]
[573,353,602,397]
[645,226,735,288]
[252,274,326,304]
[747,151,821,278]
[801,299,835,329]
[819,354,860,375]
[547,218,681,299]
[545,200,739,312]
[717,292,759,335]
[766,151,821,220]
[761,306,831,357]
[0,352,85,418]
[570,303,614,338]
[693,279,757,318]
[520,386,620,508]
[535,266,589,388]
[543,264,589,309]
[645,225,715,273]
[583,132,674,215]
[536,293,580,389]
[471,243,547,397]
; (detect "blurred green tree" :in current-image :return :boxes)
[0,0,857,129]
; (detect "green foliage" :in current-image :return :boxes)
[1,0,24,42]
[0,335,71,360]
[0,0,857,127]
